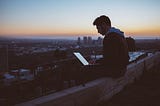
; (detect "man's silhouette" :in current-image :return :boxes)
[93,15,130,78]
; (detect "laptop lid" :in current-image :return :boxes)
[73,52,89,65]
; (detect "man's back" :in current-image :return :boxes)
[103,32,129,69]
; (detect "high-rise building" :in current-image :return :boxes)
[83,36,88,45]
[88,37,92,45]
[77,37,81,45]
[82,36,93,45]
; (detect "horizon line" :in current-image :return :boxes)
[0,35,160,40]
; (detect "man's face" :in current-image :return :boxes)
[96,25,106,35]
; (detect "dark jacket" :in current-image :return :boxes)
[102,28,129,70]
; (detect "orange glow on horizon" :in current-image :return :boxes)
[125,27,160,36]
[0,25,96,37]
[0,25,160,37]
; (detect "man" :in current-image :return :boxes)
[93,15,130,78]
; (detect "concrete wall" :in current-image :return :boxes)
[16,52,160,106]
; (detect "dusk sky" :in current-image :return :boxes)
[0,0,160,38]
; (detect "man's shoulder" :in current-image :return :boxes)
[105,32,122,40]
[108,32,123,38]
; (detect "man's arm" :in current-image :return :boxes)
[103,33,121,65]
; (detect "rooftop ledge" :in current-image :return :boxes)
[16,52,160,106]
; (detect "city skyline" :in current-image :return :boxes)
[0,0,160,38]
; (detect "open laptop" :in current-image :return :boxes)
[73,52,89,66]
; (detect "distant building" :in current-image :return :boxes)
[11,69,33,80]
[77,37,81,45]
[82,36,93,45]
[0,45,8,72]
[83,36,88,45]
[88,37,92,45]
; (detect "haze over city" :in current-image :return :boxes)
[0,0,160,39]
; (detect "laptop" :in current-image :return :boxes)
[73,52,89,66]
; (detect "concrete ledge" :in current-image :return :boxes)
[16,52,160,106]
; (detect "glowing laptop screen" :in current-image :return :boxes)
[73,52,89,65]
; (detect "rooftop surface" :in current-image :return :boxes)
[97,65,160,106]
